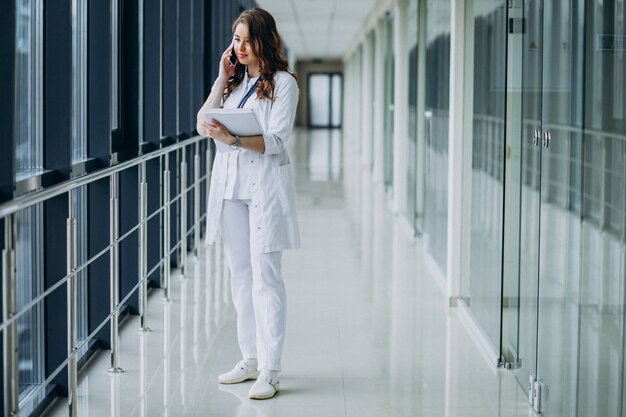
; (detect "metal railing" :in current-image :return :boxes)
[1,135,216,417]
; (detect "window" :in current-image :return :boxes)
[308,73,343,128]
[15,0,43,180]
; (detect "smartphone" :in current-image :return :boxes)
[229,49,237,66]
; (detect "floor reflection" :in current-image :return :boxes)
[43,128,533,417]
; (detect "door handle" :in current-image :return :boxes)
[543,131,551,149]
[533,129,540,146]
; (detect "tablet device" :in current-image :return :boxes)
[203,108,264,153]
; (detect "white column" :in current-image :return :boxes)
[392,0,409,215]
[446,0,467,300]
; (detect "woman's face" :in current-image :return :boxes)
[233,23,259,68]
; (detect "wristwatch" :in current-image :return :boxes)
[230,135,241,150]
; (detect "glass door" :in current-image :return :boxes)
[513,0,586,414]
[513,0,543,399]
[534,1,585,415]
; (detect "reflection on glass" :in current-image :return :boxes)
[15,206,44,398]
[422,0,450,275]
[467,0,507,353]
[307,129,342,182]
[383,15,394,188]
[15,0,43,179]
[309,74,330,127]
[407,0,419,228]
[71,0,87,163]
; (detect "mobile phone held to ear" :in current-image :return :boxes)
[229,49,237,66]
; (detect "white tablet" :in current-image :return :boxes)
[203,108,264,153]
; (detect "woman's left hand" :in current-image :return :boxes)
[205,119,234,144]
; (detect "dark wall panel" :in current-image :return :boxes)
[179,0,192,135]
[147,159,161,287]
[144,3,161,144]
[88,179,110,347]
[0,0,15,203]
[119,0,140,160]
[88,0,112,163]
[119,167,139,314]
[44,196,69,395]
[162,0,177,140]
[44,1,71,182]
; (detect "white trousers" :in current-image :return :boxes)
[221,199,286,372]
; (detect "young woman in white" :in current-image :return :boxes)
[196,8,299,400]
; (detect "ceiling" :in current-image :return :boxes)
[255,0,379,60]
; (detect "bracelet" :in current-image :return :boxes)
[230,135,241,150]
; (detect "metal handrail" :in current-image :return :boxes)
[0,135,207,220]
[2,135,217,417]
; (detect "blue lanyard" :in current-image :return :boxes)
[237,78,259,108]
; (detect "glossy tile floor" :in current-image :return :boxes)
[43,129,533,417]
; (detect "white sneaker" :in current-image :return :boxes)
[218,360,260,384]
[248,375,280,399]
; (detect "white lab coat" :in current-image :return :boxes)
[205,71,301,253]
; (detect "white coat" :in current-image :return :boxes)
[204,71,301,253]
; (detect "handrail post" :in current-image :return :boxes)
[138,162,151,332]
[194,142,201,258]
[163,157,171,302]
[108,173,123,373]
[3,214,18,416]
[67,191,78,416]
[180,149,187,278]
[205,144,212,276]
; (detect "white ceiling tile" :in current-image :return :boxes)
[255,0,378,59]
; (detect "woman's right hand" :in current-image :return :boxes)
[217,44,236,81]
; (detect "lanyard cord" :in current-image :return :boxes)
[237,78,259,109]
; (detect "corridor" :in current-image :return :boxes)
[42,129,530,417]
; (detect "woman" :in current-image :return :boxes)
[196,8,299,400]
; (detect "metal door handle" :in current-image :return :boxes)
[533,129,540,146]
[543,131,551,149]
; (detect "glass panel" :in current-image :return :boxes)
[15,0,43,179]
[383,15,395,188]
[407,0,418,228]
[515,0,543,394]
[74,187,89,353]
[71,0,88,162]
[367,30,376,162]
[572,0,626,415]
[422,0,451,275]
[331,74,342,127]
[309,74,330,127]
[15,206,44,398]
[111,0,119,130]
[535,1,585,415]
[467,0,507,353]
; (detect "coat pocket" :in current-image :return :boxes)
[273,164,296,214]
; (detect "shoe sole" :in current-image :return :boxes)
[218,372,260,384]
[249,383,280,400]
[249,390,278,400]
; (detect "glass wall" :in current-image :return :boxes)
[574,0,626,415]
[15,0,43,179]
[71,0,89,354]
[466,0,507,353]
[14,0,45,405]
[422,0,451,274]
[383,14,395,189]
[407,0,419,227]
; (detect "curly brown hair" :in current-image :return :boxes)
[224,8,296,102]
